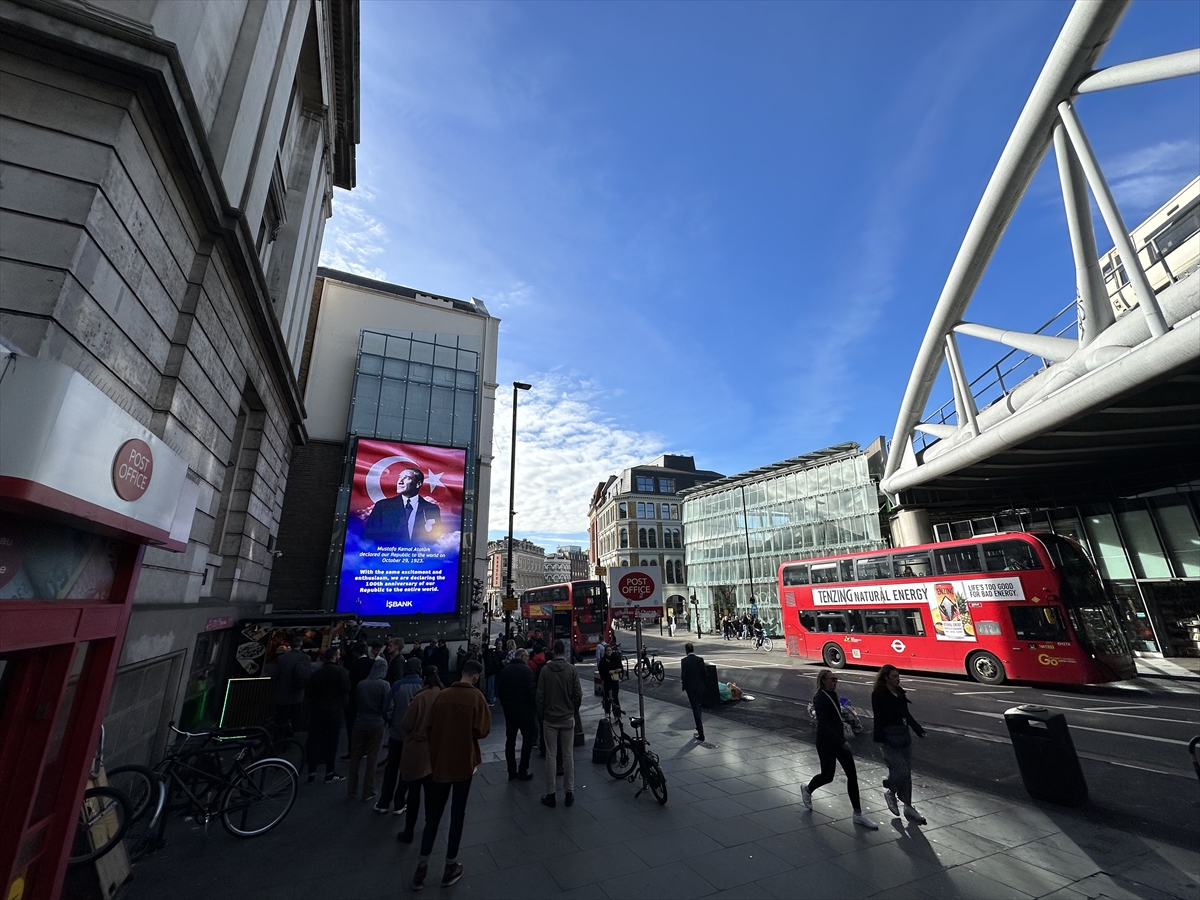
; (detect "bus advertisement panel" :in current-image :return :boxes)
[336,438,466,616]
[779,533,1135,685]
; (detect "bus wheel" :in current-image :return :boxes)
[822,643,846,669]
[968,651,1006,685]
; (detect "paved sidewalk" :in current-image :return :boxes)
[125,686,1199,899]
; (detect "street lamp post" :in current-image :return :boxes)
[504,381,532,643]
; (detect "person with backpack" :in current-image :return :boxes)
[800,668,878,829]
[871,664,927,824]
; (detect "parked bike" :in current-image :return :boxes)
[606,710,668,804]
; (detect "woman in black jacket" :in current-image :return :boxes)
[871,664,927,824]
[800,669,878,829]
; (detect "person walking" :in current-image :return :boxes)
[536,640,582,808]
[273,634,312,736]
[411,660,491,890]
[396,667,443,845]
[376,657,423,814]
[598,643,622,715]
[347,655,389,803]
[303,648,348,784]
[680,643,706,742]
[800,669,878,829]
[871,664,927,824]
[497,649,537,781]
[482,641,500,706]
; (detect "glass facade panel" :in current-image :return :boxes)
[1151,498,1200,578]
[682,451,885,635]
[1117,507,1171,579]
[1082,512,1133,580]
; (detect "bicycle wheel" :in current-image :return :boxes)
[606,737,637,780]
[268,738,305,774]
[70,786,132,865]
[220,759,298,837]
[651,660,665,683]
[647,765,668,805]
[107,765,158,823]
[761,637,772,652]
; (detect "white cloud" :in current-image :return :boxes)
[1106,140,1200,214]
[318,187,390,280]
[487,374,665,540]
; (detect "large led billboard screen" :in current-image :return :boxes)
[336,438,466,616]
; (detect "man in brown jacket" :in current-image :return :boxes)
[412,659,490,890]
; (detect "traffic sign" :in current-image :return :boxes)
[502,597,518,611]
[607,566,662,609]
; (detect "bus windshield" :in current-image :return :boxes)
[1036,533,1131,659]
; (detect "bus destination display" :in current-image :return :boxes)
[336,438,466,616]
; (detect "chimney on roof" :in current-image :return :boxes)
[651,454,696,471]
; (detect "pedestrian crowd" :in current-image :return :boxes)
[272,629,928,887]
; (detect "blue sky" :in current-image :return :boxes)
[319,0,1200,551]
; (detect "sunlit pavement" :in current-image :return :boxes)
[125,676,1199,899]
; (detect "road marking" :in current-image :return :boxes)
[1015,700,1199,725]
[955,709,1192,745]
[953,690,1015,695]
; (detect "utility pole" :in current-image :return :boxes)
[504,382,531,643]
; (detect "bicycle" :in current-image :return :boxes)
[751,630,773,652]
[145,722,299,842]
[70,726,136,866]
[605,710,668,805]
[633,647,665,683]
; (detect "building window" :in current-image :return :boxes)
[671,504,679,519]
[638,529,648,548]
[661,503,670,519]
[665,565,674,584]
[637,476,655,492]
[619,528,628,549]
[673,529,682,549]
[648,529,657,549]
[618,502,627,519]
[658,478,675,493]
[674,560,684,582]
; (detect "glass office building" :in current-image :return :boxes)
[681,442,887,634]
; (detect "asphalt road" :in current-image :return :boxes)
[598,629,1200,850]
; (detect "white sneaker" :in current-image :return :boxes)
[800,784,812,810]
[853,811,879,829]
[903,805,926,825]
[884,789,899,816]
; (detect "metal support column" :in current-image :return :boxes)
[1052,122,1113,345]
[944,333,980,436]
[1057,100,1168,337]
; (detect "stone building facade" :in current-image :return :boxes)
[0,0,358,766]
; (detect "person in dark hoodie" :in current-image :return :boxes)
[376,658,424,814]
[348,656,389,802]
[273,634,312,736]
[496,649,537,781]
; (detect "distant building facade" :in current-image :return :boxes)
[589,455,722,619]
[485,537,547,610]
[269,269,500,644]
[1101,176,1199,318]
[546,545,589,583]
[680,441,888,634]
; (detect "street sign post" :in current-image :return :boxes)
[607,567,663,723]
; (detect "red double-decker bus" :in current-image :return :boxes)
[779,532,1136,685]
[520,580,611,658]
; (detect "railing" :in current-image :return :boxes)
[914,299,1079,452]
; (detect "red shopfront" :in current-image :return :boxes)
[0,356,196,900]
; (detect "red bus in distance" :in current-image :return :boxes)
[520,580,611,659]
[778,532,1136,685]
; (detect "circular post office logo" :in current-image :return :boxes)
[618,572,656,602]
[112,439,154,501]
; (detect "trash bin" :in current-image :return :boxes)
[1004,705,1088,806]
[592,717,616,763]
[702,663,720,709]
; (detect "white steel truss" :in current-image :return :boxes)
[881,0,1200,500]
